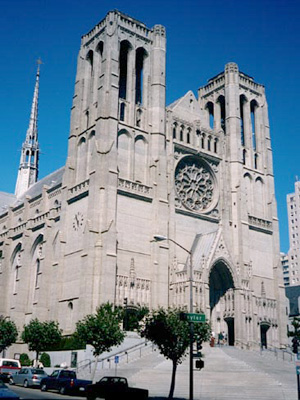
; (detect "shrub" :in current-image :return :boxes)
[40,352,51,367]
[19,353,31,366]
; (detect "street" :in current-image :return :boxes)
[8,385,84,400]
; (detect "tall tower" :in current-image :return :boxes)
[15,61,41,197]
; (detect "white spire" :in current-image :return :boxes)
[15,61,41,197]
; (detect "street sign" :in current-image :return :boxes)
[186,313,206,323]
[114,356,119,364]
[296,366,300,375]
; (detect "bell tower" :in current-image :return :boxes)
[15,61,41,197]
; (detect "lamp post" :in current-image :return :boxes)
[153,234,194,400]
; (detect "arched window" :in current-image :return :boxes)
[86,50,94,75]
[173,124,177,139]
[250,100,258,151]
[206,102,214,129]
[117,130,131,179]
[217,96,226,133]
[120,102,126,121]
[201,133,205,149]
[134,136,147,183]
[77,137,87,182]
[11,244,22,295]
[87,130,95,173]
[214,138,218,153]
[180,126,184,141]
[243,173,252,214]
[254,177,264,216]
[187,128,191,144]
[207,136,211,151]
[240,95,247,146]
[94,41,104,104]
[119,41,131,100]
[85,50,94,109]
[135,48,147,105]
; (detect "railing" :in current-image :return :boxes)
[76,339,156,374]
[259,346,294,362]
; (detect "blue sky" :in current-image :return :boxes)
[0,0,299,253]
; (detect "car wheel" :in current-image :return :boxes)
[23,380,29,388]
[59,386,66,395]
[41,383,47,391]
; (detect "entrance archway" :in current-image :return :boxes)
[209,260,235,345]
[260,322,270,349]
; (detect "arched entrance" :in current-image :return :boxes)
[209,260,235,345]
[260,322,270,349]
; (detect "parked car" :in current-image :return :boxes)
[85,376,148,400]
[0,359,21,384]
[40,369,92,395]
[12,367,47,388]
[0,380,19,399]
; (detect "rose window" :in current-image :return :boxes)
[175,158,215,212]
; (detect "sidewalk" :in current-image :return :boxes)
[129,345,298,399]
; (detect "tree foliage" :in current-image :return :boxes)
[74,303,125,357]
[40,352,51,367]
[19,353,31,366]
[0,316,18,354]
[141,308,211,399]
[21,319,62,362]
[288,316,300,338]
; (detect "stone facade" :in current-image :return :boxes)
[0,10,287,352]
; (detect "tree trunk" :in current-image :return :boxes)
[35,351,39,367]
[168,359,177,399]
[91,356,99,382]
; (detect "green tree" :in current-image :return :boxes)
[0,316,18,354]
[141,308,211,399]
[21,319,62,363]
[288,316,300,353]
[19,353,31,366]
[74,303,125,379]
[40,352,51,367]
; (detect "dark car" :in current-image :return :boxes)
[0,380,20,399]
[40,369,92,395]
[86,376,148,400]
[12,367,47,388]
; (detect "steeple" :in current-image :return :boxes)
[15,61,41,197]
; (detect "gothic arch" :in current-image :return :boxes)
[254,177,264,216]
[209,258,236,345]
[216,95,226,133]
[117,129,132,179]
[10,243,22,297]
[240,94,248,146]
[30,234,44,257]
[10,243,22,265]
[205,101,214,129]
[250,99,259,151]
[134,135,147,183]
[87,130,96,173]
[77,137,87,182]
[135,47,148,105]
[119,40,133,100]
[243,172,252,214]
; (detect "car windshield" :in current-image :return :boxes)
[2,361,19,368]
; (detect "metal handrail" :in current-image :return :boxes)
[76,339,153,373]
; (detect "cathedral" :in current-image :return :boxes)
[0,10,287,352]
